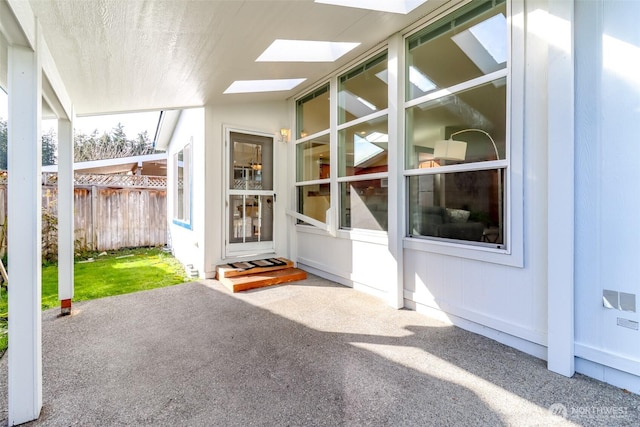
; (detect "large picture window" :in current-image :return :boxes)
[405,0,507,247]
[173,141,191,227]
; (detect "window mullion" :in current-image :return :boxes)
[337,172,389,183]
[336,109,389,131]
[329,75,339,235]
[404,159,508,176]
[404,68,508,110]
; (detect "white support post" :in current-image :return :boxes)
[58,117,74,314]
[7,44,43,425]
[547,0,575,377]
[387,33,404,309]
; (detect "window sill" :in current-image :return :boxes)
[336,228,388,245]
[295,224,389,245]
[403,235,523,268]
[172,219,192,230]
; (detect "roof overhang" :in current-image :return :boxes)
[42,152,167,176]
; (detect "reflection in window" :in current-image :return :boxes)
[338,53,388,124]
[296,84,330,138]
[296,136,330,182]
[295,51,389,232]
[406,0,507,100]
[339,116,389,177]
[405,78,506,169]
[405,0,508,247]
[174,142,191,225]
[230,132,273,191]
[229,194,273,244]
[297,184,331,224]
[340,179,388,231]
[407,170,504,245]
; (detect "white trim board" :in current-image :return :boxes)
[404,290,547,347]
[297,260,388,301]
[404,299,548,361]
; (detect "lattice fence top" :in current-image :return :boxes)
[0,171,166,188]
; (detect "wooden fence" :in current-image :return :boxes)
[0,173,167,258]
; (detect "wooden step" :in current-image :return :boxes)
[216,257,293,280]
[218,267,307,293]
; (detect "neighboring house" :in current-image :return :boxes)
[41,153,167,176]
[1,0,639,424]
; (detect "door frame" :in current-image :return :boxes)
[223,126,277,259]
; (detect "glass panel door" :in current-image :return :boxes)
[226,131,275,256]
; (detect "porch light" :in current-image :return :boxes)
[280,128,291,142]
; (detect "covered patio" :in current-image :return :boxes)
[1,277,638,426]
[3,0,640,423]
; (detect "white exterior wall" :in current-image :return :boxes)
[297,0,640,391]
[164,0,640,392]
[203,101,289,275]
[297,230,396,300]
[295,0,549,359]
[167,108,206,277]
[402,1,555,358]
[574,0,640,393]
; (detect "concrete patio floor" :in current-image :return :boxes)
[1,274,639,426]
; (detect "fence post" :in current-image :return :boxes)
[91,185,98,251]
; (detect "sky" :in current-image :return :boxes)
[0,89,161,140]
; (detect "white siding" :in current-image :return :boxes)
[204,101,289,276]
[167,108,206,277]
[297,230,395,300]
[296,0,550,358]
[574,0,640,392]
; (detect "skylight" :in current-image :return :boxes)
[315,0,428,14]
[223,78,306,94]
[375,67,437,95]
[354,133,386,166]
[409,66,437,93]
[256,40,360,62]
[339,90,378,118]
[451,13,507,74]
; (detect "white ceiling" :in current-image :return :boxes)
[28,0,453,116]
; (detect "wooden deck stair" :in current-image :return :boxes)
[215,257,307,293]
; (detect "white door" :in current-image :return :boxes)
[225,130,275,257]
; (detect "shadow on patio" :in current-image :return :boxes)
[1,274,638,426]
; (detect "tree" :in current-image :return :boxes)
[0,118,157,166]
[0,119,6,170]
[73,122,156,162]
[0,118,57,167]
[42,128,57,166]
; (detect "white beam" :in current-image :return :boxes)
[40,35,71,119]
[547,0,575,377]
[7,43,43,425]
[0,0,32,47]
[387,33,404,309]
[58,116,74,314]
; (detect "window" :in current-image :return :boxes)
[405,0,507,247]
[295,84,331,224]
[296,84,330,139]
[173,141,191,227]
[337,52,389,232]
[295,53,389,232]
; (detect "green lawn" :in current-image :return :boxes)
[0,247,188,353]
